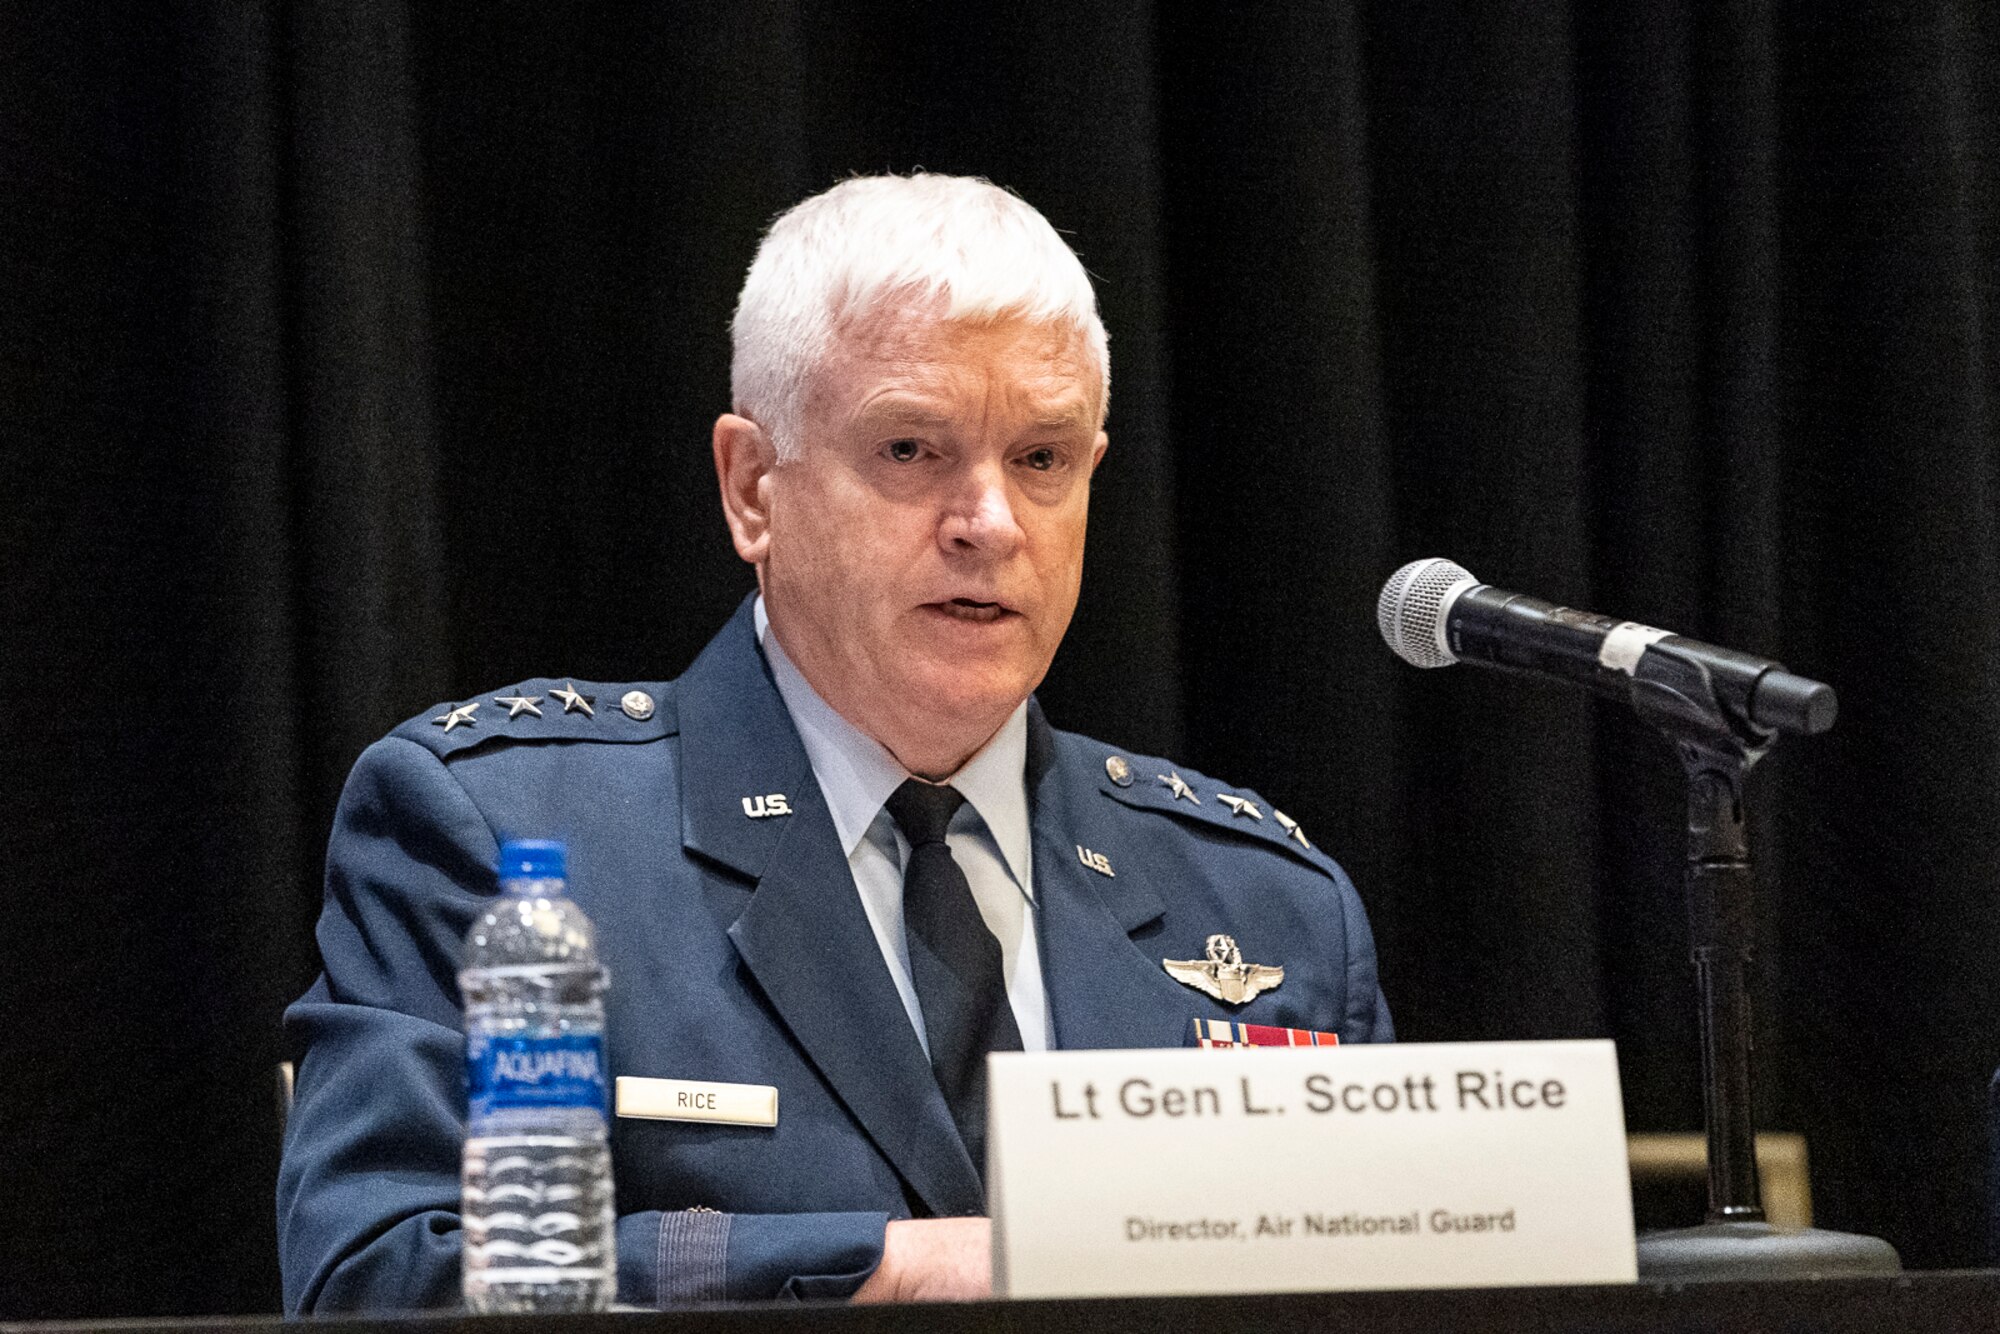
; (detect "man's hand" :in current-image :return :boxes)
[851,1217,992,1303]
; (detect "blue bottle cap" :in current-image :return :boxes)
[497,838,567,881]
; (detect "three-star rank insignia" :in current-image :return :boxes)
[1215,792,1264,820]
[1158,771,1200,804]
[432,701,478,733]
[550,682,595,716]
[1162,933,1285,1005]
[1273,809,1311,849]
[494,693,543,719]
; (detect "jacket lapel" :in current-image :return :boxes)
[677,599,983,1217]
[1025,704,1200,1052]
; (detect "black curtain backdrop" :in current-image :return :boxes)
[4,1,1996,1318]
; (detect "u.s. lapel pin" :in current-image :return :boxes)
[1075,844,1114,876]
[1162,933,1284,1004]
[741,793,792,818]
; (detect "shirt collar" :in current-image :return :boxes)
[943,703,1031,895]
[755,596,1033,897]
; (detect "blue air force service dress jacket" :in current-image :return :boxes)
[277,598,1393,1311]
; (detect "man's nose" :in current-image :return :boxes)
[941,463,1024,556]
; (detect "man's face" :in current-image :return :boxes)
[757,308,1108,775]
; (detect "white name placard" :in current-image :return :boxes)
[989,1040,1635,1299]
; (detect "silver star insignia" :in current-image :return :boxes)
[1216,792,1264,820]
[1158,771,1201,804]
[1273,809,1311,849]
[550,682,595,717]
[431,701,478,733]
[494,693,543,719]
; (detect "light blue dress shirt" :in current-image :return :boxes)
[754,597,1052,1053]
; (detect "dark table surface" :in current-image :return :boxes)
[14,1272,2000,1334]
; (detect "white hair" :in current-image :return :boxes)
[730,173,1110,460]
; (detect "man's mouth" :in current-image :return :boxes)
[931,597,1015,623]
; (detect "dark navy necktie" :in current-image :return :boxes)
[884,778,1024,1189]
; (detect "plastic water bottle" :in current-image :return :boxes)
[460,839,614,1312]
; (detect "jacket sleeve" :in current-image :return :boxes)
[276,735,889,1312]
[1333,858,1395,1044]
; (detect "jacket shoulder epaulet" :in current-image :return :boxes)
[1058,731,1338,878]
[390,677,678,760]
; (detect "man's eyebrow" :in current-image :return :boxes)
[850,396,1097,433]
[1026,407,1096,433]
[851,398,953,429]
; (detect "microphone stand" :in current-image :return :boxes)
[1628,646,1898,1279]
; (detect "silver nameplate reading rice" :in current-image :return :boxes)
[615,1076,779,1127]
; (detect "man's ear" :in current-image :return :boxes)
[1090,429,1110,475]
[714,413,777,565]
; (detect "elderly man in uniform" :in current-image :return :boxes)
[278,173,1392,1312]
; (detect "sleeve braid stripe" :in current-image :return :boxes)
[658,1209,731,1305]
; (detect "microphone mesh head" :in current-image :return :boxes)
[1377,558,1477,667]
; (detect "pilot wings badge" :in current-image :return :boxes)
[1162,933,1284,1005]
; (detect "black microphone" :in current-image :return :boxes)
[1377,558,1837,736]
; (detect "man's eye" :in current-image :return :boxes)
[1023,447,1060,471]
[886,439,921,463]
